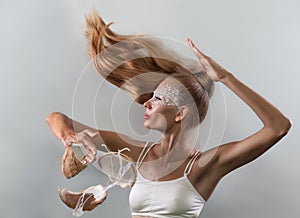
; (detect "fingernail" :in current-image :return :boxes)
[82,160,87,164]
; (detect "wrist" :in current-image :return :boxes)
[62,129,76,140]
[61,130,77,147]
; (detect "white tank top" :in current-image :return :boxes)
[129,142,206,218]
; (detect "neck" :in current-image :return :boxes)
[156,126,196,162]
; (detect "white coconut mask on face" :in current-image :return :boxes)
[150,84,184,107]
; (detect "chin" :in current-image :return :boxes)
[143,120,150,129]
[143,122,155,130]
[144,124,150,129]
[144,123,165,133]
[144,119,168,132]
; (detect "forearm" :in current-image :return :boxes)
[220,73,291,133]
[46,112,110,151]
[46,112,75,140]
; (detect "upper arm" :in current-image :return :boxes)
[65,115,145,162]
[97,130,145,162]
[213,126,290,176]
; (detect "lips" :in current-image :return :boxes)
[144,113,150,119]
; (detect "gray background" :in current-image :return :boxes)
[0,0,299,218]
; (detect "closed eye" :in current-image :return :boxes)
[151,91,162,101]
[154,95,162,101]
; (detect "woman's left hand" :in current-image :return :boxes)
[187,38,230,82]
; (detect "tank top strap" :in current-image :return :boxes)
[184,150,202,176]
[136,141,156,168]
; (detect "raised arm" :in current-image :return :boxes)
[45,112,144,163]
[187,38,292,177]
[215,73,291,175]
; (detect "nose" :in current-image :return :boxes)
[143,99,152,109]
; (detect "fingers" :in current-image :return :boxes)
[82,145,97,164]
[82,153,95,164]
[201,58,212,71]
[62,134,77,148]
[86,143,97,156]
[82,155,92,165]
[83,152,96,163]
[187,38,208,59]
[187,38,213,71]
[198,59,207,71]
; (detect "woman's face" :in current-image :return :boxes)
[143,78,182,132]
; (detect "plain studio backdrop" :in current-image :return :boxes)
[0,0,299,218]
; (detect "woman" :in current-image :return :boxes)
[46,10,292,218]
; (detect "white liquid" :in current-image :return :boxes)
[72,148,132,217]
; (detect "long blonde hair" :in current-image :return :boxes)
[85,9,214,126]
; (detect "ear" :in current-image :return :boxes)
[175,106,189,122]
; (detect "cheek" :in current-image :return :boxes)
[144,112,169,131]
[150,113,168,126]
[154,110,177,126]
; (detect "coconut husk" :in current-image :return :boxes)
[58,185,107,211]
[62,146,87,179]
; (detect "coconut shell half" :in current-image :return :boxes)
[58,185,107,211]
[62,146,87,179]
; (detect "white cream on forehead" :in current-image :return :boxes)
[151,83,184,107]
